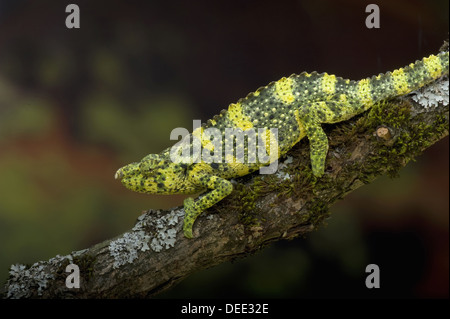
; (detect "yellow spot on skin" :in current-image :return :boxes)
[192,127,215,151]
[321,73,336,95]
[231,163,251,176]
[201,139,215,152]
[391,68,409,95]
[293,110,307,143]
[224,154,250,176]
[317,101,335,121]
[253,90,260,97]
[258,128,280,164]
[192,127,203,142]
[275,77,295,104]
[339,94,348,104]
[423,54,442,78]
[227,102,253,131]
[357,78,373,106]
[317,101,327,108]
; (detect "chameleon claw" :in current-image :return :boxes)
[183,225,193,239]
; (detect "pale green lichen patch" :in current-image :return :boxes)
[276,156,293,180]
[109,208,184,268]
[6,263,53,298]
[4,253,78,298]
[410,76,449,108]
[3,250,96,298]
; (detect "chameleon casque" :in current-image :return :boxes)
[115,51,449,238]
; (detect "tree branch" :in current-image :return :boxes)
[2,71,448,299]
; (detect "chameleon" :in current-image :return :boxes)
[115,50,449,238]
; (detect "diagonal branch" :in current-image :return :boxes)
[2,71,448,299]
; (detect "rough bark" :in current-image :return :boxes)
[2,71,448,299]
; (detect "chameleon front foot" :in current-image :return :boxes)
[183,197,198,238]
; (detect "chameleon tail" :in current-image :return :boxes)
[360,50,449,107]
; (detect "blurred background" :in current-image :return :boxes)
[0,0,448,298]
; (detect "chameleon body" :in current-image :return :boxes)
[115,51,449,238]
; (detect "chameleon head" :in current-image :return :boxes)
[115,153,195,194]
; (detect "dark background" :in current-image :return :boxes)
[0,0,448,298]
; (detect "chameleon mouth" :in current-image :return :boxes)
[114,168,123,180]
[115,162,141,180]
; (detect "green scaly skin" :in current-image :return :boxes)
[115,51,449,238]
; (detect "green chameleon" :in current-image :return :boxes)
[115,50,449,238]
